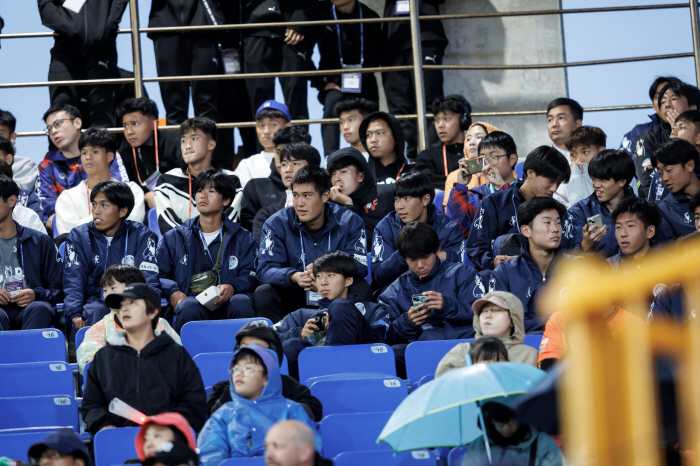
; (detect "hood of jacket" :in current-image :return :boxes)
[135,412,197,460]
[473,291,526,347]
[359,111,406,166]
[227,345,282,402]
[327,148,377,206]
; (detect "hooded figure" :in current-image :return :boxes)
[358,112,413,185]
[197,345,321,466]
[327,147,393,235]
[134,412,197,461]
[435,291,538,378]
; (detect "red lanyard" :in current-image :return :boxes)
[442,144,448,176]
[395,163,406,181]
[131,120,160,185]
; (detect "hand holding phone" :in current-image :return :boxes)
[587,214,604,233]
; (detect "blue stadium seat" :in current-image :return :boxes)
[447,445,469,466]
[405,339,472,387]
[321,412,393,457]
[334,449,436,466]
[413,374,434,390]
[515,161,524,180]
[93,426,140,466]
[0,428,64,463]
[434,191,445,213]
[308,375,408,416]
[181,318,274,358]
[148,207,162,241]
[0,362,74,398]
[524,334,543,350]
[52,215,58,239]
[220,458,266,466]
[298,344,396,386]
[59,242,66,260]
[0,329,67,364]
[75,326,91,351]
[0,395,79,432]
[194,351,289,388]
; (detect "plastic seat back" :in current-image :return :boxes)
[447,445,470,466]
[433,191,445,213]
[0,329,66,364]
[334,450,436,466]
[405,339,473,386]
[309,376,407,416]
[298,344,396,386]
[148,208,162,241]
[0,362,73,398]
[220,458,266,466]
[181,318,273,358]
[0,395,79,432]
[75,326,91,351]
[94,426,140,466]
[0,428,64,463]
[524,334,543,350]
[321,412,393,458]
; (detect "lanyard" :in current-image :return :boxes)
[396,163,406,181]
[332,4,364,67]
[188,171,193,219]
[131,120,160,186]
[198,227,224,266]
[512,196,520,231]
[299,230,331,269]
[442,145,448,177]
[86,183,91,216]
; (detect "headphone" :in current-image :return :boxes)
[444,94,472,131]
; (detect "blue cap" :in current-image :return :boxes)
[256,100,291,122]
[28,428,93,466]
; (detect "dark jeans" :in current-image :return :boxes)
[173,294,255,334]
[0,302,54,331]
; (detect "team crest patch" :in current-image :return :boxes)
[229,255,238,269]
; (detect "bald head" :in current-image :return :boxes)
[265,421,316,466]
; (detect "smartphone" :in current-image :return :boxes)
[411,294,427,307]
[587,214,604,233]
[463,158,484,175]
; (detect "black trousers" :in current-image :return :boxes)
[48,41,117,128]
[381,42,446,160]
[153,34,220,125]
[217,78,258,168]
[243,36,312,131]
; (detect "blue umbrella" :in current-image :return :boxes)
[377,362,546,458]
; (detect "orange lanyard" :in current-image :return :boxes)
[395,163,406,181]
[442,144,448,176]
[131,120,160,186]
[188,171,192,219]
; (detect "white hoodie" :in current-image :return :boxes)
[233,151,275,188]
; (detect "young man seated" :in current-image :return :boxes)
[358,111,413,185]
[653,139,700,242]
[275,251,391,379]
[0,176,62,331]
[255,166,369,323]
[234,100,292,188]
[447,131,519,238]
[372,171,465,289]
[40,104,124,234]
[157,170,258,334]
[327,147,393,236]
[63,181,160,328]
[554,125,606,208]
[0,139,42,218]
[568,149,637,257]
[335,98,377,159]
[435,291,538,378]
[415,95,471,191]
[0,109,38,192]
[240,126,311,233]
[155,117,242,234]
[56,128,145,237]
[81,283,207,434]
[489,196,568,333]
[117,98,182,210]
[77,264,180,374]
[207,321,323,421]
[466,146,571,271]
[197,345,321,465]
[251,142,322,240]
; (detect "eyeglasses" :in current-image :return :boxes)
[482,154,511,166]
[45,118,75,133]
[32,450,68,465]
[492,418,519,429]
[232,366,264,377]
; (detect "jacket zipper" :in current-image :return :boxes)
[136,351,141,394]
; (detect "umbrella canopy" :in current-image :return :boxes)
[378,362,546,452]
[514,361,565,435]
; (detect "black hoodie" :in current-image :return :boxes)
[415,142,465,191]
[148,0,225,38]
[359,111,415,185]
[118,129,182,193]
[240,159,287,233]
[81,332,207,434]
[327,148,393,236]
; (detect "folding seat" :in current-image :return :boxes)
[0,329,66,364]
[0,395,79,432]
[0,361,74,398]
[320,411,393,458]
[181,318,273,358]
[404,339,472,388]
[447,445,469,466]
[0,428,62,463]
[308,375,408,416]
[298,344,396,386]
[93,426,140,466]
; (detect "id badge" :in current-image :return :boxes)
[5,274,24,296]
[221,48,242,75]
[341,65,362,94]
[306,290,322,306]
[395,0,410,15]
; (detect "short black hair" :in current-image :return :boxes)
[690,191,700,214]
[0,175,19,203]
[100,264,147,288]
[291,165,331,196]
[0,109,16,133]
[78,127,119,154]
[256,108,288,123]
[116,97,159,121]
[675,109,700,129]
[233,348,268,377]
[588,149,636,186]
[179,116,217,142]
[469,337,509,363]
[0,160,12,179]
[43,103,80,123]
[649,76,681,101]
[193,169,237,208]
[657,81,700,110]
[396,222,441,260]
[547,97,583,122]
[522,146,571,184]
[393,171,434,204]
[280,142,321,166]
[90,181,136,218]
[517,196,567,228]
[335,98,378,118]
[145,299,160,331]
[327,155,364,177]
[478,131,518,169]
[431,95,472,124]
[611,197,662,230]
[652,138,700,170]
[313,251,357,278]
[0,137,14,157]
[565,126,606,151]
[272,126,311,146]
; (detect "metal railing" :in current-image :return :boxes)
[4,1,699,153]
